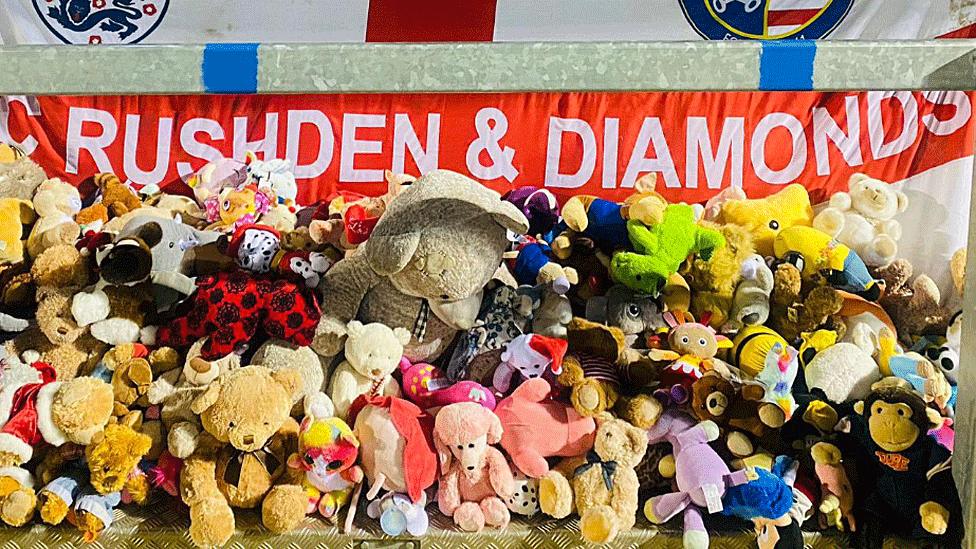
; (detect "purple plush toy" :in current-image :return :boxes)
[643,409,756,549]
[503,187,560,238]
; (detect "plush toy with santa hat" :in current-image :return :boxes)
[492,334,568,395]
[0,359,68,466]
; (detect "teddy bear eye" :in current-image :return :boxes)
[103,465,111,473]
[468,443,474,448]
[457,445,464,450]
[768,220,779,230]
[229,421,236,429]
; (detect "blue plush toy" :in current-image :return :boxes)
[722,456,803,549]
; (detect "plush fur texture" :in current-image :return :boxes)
[26,179,81,260]
[0,153,47,202]
[433,402,515,532]
[328,321,408,420]
[684,222,754,328]
[75,173,143,226]
[539,415,647,544]
[768,263,845,343]
[250,339,327,416]
[712,183,813,257]
[875,259,954,343]
[0,198,35,266]
[179,366,306,548]
[313,170,528,362]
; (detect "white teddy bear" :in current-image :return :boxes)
[813,173,908,267]
[328,320,409,420]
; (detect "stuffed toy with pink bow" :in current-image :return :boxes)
[399,358,496,411]
[492,334,568,394]
[433,402,515,532]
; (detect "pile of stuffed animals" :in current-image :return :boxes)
[0,140,966,549]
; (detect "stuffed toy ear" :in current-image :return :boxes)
[134,221,163,249]
[662,311,679,329]
[626,422,649,456]
[393,327,412,347]
[345,321,365,338]
[490,201,530,235]
[925,407,944,430]
[486,409,504,445]
[272,368,304,401]
[896,190,909,213]
[365,232,421,275]
[853,401,865,415]
[433,430,453,472]
[190,380,223,415]
[634,172,657,194]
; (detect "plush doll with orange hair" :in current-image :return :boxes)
[433,402,515,532]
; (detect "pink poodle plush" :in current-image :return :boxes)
[494,378,597,478]
[433,402,515,532]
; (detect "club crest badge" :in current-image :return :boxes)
[680,0,853,40]
[33,0,169,44]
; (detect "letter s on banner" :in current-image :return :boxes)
[544,117,596,189]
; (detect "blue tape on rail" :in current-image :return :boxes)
[759,40,816,91]
[202,43,259,94]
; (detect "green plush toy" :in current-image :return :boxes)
[610,204,725,295]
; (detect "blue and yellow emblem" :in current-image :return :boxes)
[680,0,854,40]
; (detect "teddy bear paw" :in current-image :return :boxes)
[871,235,897,265]
[454,501,486,532]
[262,485,307,534]
[574,379,607,416]
[920,501,949,535]
[480,497,510,528]
[813,208,845,237]
[167,422,201,459]
[189,498,235,548]
[538,472,573,519]
[580,506,619,544]
[37,491,68,525]
[0,488,36,527]
[725,431,755,458]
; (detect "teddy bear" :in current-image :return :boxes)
[433,402,515,532]
[610,206,726,296]
[148,337,241,459]
[179,366,308,548]
[727,254,775,331]
[0,144,47,201]
[313,170,528,363]
[72,282,156,347]
[683,221,755,329]
[0,362,114,468]
[6,244,108,380]
[91,343,179,437]
[328,320,409,420]
[37,423,152,542]
[287,393,362,523]
[690,371,784,459]
[75,173,143,227]
[26,178,82,260]
[492,333,568,395]
[557,318,627,419]
[874,259,954,341]
[813,173,907,267]
[250,339,328,416]
[768,262,845,343]
[0,198,34,266]
[538,414,647,544]
[708,183,814,257]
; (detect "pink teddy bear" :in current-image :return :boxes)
[433,402,515,532]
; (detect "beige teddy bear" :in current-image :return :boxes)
[538,414,647,544]
[250,339,327,416]
[179,366,307,548]
[328,321,408,420]
[26,178,82,260]
[813,173,908,267]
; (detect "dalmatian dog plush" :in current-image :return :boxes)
[226,224,333,287]
[507,471,540,517]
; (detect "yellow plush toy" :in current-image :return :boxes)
[0,198,35,266]
[714,183,813,256]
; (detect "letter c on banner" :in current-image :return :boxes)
[0,96,39,156]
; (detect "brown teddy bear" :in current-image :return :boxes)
[538,414,647,544]
[768,263,845,342]
[179,365,307,548]
[874,259,953,342]
[5,244,106,380]
[75,173,143,226]
[690,372,785,459]
[683,222,754,329]
[557,318,625,419]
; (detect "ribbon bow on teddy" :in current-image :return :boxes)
[223,440,284,488]
[574,450,618,491]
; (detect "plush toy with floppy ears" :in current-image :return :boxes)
[433,402,515,532]
[842,378,963,546]
[539,414,647,544]
[813,173,907,267]
[179,366,308,548]
[654,311,732,406]
[329,321,409,420]
[287,393,362,523]
[709,183,813,257]
[75,173,143,226]
[611,205,726,296]
[493,333,568,395]
[585,284,666,347]
[683,222,755,329]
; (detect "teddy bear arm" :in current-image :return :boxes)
[180,453,224,507]
[328,366,361,420]
[609,468,639,527]
[485,447,515,498]
[437,467,462,516]
[381,377,402,398]
[124,473,151,505]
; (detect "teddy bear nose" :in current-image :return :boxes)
[102,475,119,486]
[243,435,254,445]
[466,466,475,471]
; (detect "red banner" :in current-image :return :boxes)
[2,91,972,205]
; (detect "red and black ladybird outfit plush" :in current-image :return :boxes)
[157,224,323,360]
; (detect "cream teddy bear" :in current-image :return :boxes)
[328,321,409,419]
[26,178,82,260]
[813,173,908,267]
